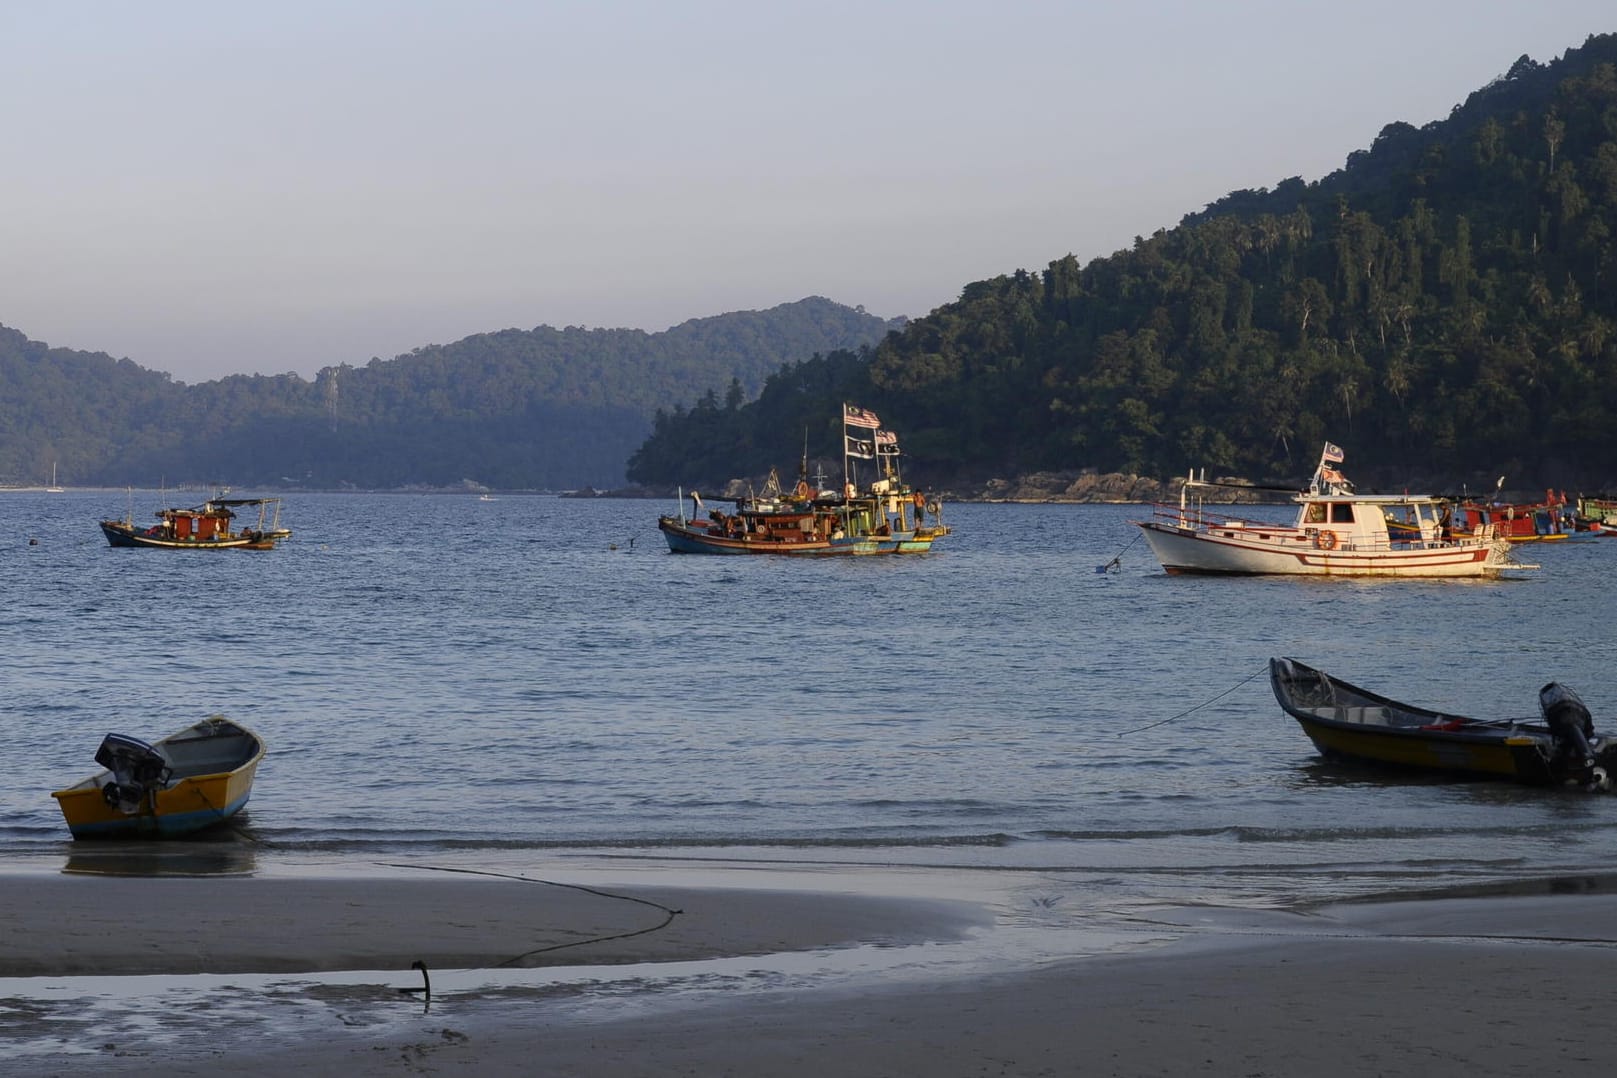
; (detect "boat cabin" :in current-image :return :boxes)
[1292,493,1448,550]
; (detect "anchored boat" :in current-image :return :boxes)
[1270,657,1615,790]
[1135,443,1523,577]
[658,403,949,555]
[51,716,267,838]
[100,496,291,550]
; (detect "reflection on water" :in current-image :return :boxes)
[62,833,259,878]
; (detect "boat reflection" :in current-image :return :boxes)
[61,831,259,877]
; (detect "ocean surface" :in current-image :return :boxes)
[5,489,1617,910]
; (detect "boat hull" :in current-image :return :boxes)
[658,516,941,555]
[1286,712,1552,780]
[101,520,269,550]
[51,718,265,838]
[1137,521,1505,578]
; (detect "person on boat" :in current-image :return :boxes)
[913,489,926,525]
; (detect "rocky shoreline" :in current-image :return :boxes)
[575,467,1573,506]
[571,469,1287,505]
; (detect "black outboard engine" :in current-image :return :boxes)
[95,733,172,814]
[1539,683,1599,785]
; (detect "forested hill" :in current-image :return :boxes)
[0,297,901,490]
[630,33,1617,495]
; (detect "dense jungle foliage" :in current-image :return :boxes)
[0,298,900,489]
[630,33,1617,494]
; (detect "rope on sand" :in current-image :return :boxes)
[374,860,684,968]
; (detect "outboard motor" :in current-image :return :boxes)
[1539,683,1598,785]
[94,733,172,814]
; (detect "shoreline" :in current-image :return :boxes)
[4,863,1616,1075]
[0,866,990,978]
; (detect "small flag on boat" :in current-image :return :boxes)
[1321,442,1345,464]
[875,430,899,455]
[843,403,881,429]
[1321,466,1347,486]
[845,436,876,459]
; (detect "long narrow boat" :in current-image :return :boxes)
[51,717,266,838]
[1269,657,1614,789]
[1134,443,1523,577]
[100,496,291,550]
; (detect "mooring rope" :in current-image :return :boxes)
[373,860,684,968]
[1117,665,1269,735]
[1095,527,1144,573]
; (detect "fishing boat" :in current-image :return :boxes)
[1445,487,1590,542]
[1133,443,1523,577]
[657,403,949,555]
[1576,494,1617,527]
[51,716,267,838]
[100,496,291,549]
[1269,657,1615,790]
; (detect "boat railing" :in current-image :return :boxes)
[1144,502,1289,531]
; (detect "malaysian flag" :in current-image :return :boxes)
[843,403,881,430]
[875,429,898,447]
[845,436,876,459]
[1321,442,1345,464]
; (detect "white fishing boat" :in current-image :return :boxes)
[1134,443,1527,578]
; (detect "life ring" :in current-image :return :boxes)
[1315,530,1338,551]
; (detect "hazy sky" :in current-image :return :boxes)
[2,2,1611,383]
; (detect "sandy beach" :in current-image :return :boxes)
[3,863,1615,1076]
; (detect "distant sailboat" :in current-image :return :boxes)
[46,462,64,493]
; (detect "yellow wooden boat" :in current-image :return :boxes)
[1270,658,1614,789]
[51,717,265,838]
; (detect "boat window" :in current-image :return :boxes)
[1330,503,1355,524]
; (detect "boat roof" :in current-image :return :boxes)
[1291,490,1446,507]
[1184,478,1445,507]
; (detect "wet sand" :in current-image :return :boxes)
[3,868,1614,1076]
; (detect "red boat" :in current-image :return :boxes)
[1445,490,1594,543]
[100,497,292,550]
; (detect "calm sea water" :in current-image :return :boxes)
[4,489,1616,909]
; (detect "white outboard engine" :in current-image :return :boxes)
[95,733,172,814]
[1538,683,1601,786]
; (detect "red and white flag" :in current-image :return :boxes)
[1321,442,1345,464]
[843,403,881,429]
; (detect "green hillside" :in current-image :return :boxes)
[0,297,900,489]
[632,33,1617,495]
